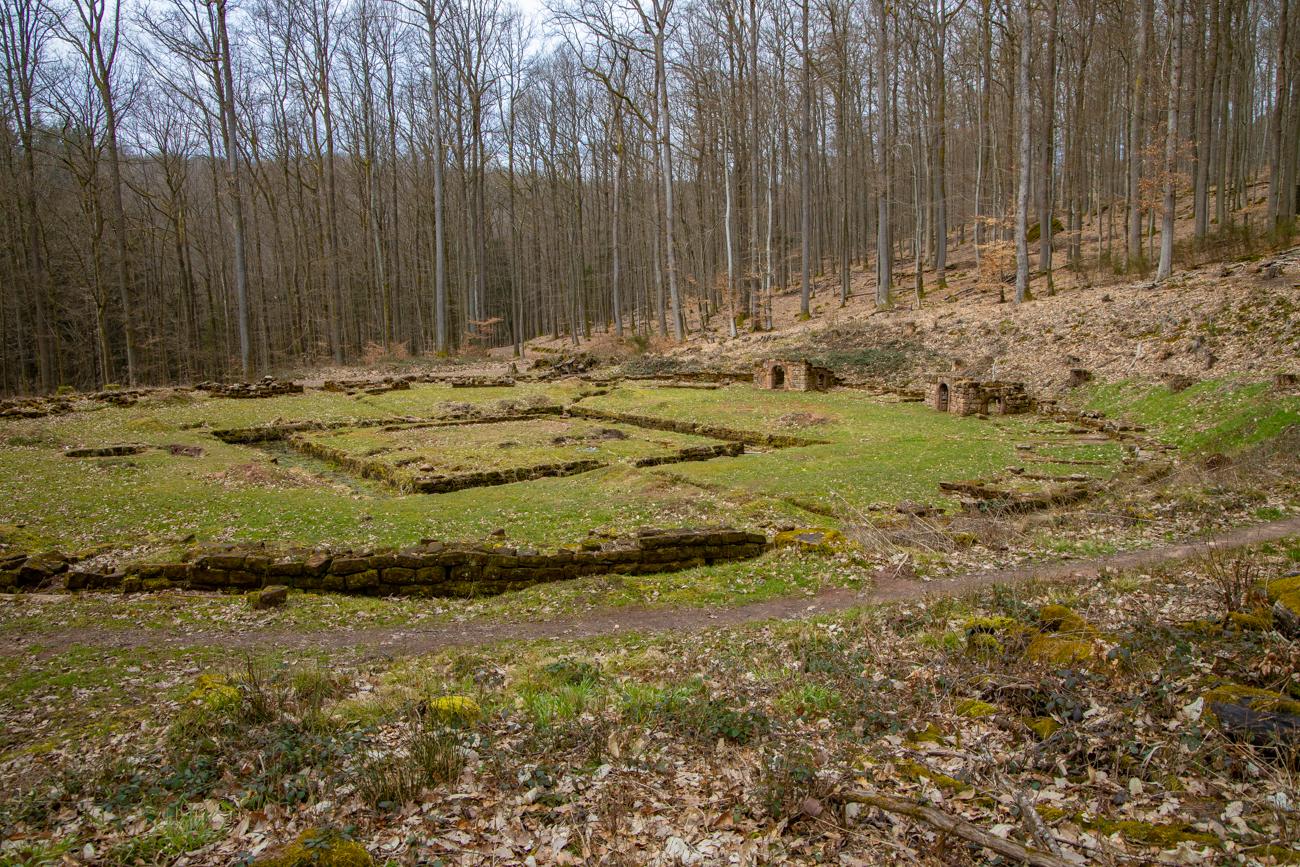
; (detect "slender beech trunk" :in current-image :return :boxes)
[1038,0,1057,289]
[874,0,892,308]
[1195,0,1219,243]
[748,0,761,326]
[216,0,251,377]
[1158,0,1184,280]
[1268,0,1290,231]
[1015,0,1032,304]
[800,0,812,317]
[426,2,448,354]
[1128,0,1151,263]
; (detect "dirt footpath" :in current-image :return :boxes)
[7,516,1300,661]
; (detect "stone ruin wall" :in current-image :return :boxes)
[753,360,834,392]
[0,527,771,598]
[925,376,1033,417]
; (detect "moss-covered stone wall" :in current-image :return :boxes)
[42,527,772,598]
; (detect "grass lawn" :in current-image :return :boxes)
[1081,376,1300,452]
[0,383,1128,557]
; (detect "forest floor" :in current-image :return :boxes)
[5,234,1300,863]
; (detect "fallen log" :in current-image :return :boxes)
[834,789,1074,867]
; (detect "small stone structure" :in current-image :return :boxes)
[754,359,834,392]
[925,375,1031,417]
[197,376,303,398]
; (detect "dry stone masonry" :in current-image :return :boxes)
[567,407,828,448]
[196,376,304,398]
[33,527,771,598]
[753,359,835,392]
[925,375,1032,416]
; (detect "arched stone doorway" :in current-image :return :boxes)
[772,365,785,388]
[937,383,949,412]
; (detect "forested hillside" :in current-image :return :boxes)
[2,0,1297,392]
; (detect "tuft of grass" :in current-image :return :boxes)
[356,722,466,810]
[105,809,223,866]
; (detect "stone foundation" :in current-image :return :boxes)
[568,407,828,448]
[197,377,303,398]
[40,527,772,598]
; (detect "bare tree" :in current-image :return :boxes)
[1157,0,1183,281]
[1014,0,1031,304]
[57,0,139,382]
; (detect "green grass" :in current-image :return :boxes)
[0,383,1106,555]
[1081,377,1300,453]
[315,418,717,473]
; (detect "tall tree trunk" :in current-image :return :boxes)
[800,0,812,318]
[217,0,251,377]
[874,0,892,308]
[1128,0,1151,264]
[1158,0,1184,280]
[1195,0,1219,243]
[1015,0,1032,304]
[1268,0,1290,232]
[656,11,682,342]
[748,0,761,326]
[1038,0,1057,290]
[933,0,948,288]
[426,3,448,354]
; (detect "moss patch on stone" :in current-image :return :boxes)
[1087,818,1220,850]
[1226,611,1272,631]
[425,695,482,724]
[956,699,997,719]
[773,528,844,553]
[254,829,373,867]
[1027,717,1061,740]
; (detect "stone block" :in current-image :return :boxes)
[209,554,246,570]
[644,547,681,563]
[228,570,262,588]
[382,567,415,585]
[345,570,380,590]
[330,557,369,575]
[197,569,229,586]
[251,585,288,609]
[244,555,271,574]
[269,560,303,577]
[415,566,446,585]
[304,554,332,576]
[394,549,425,569]
[450,563,481,583]
[369,553,396,570]
[163,563,190,580]
[398,585,433,597]
[322,573,346,591]
[534,568,564,583]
